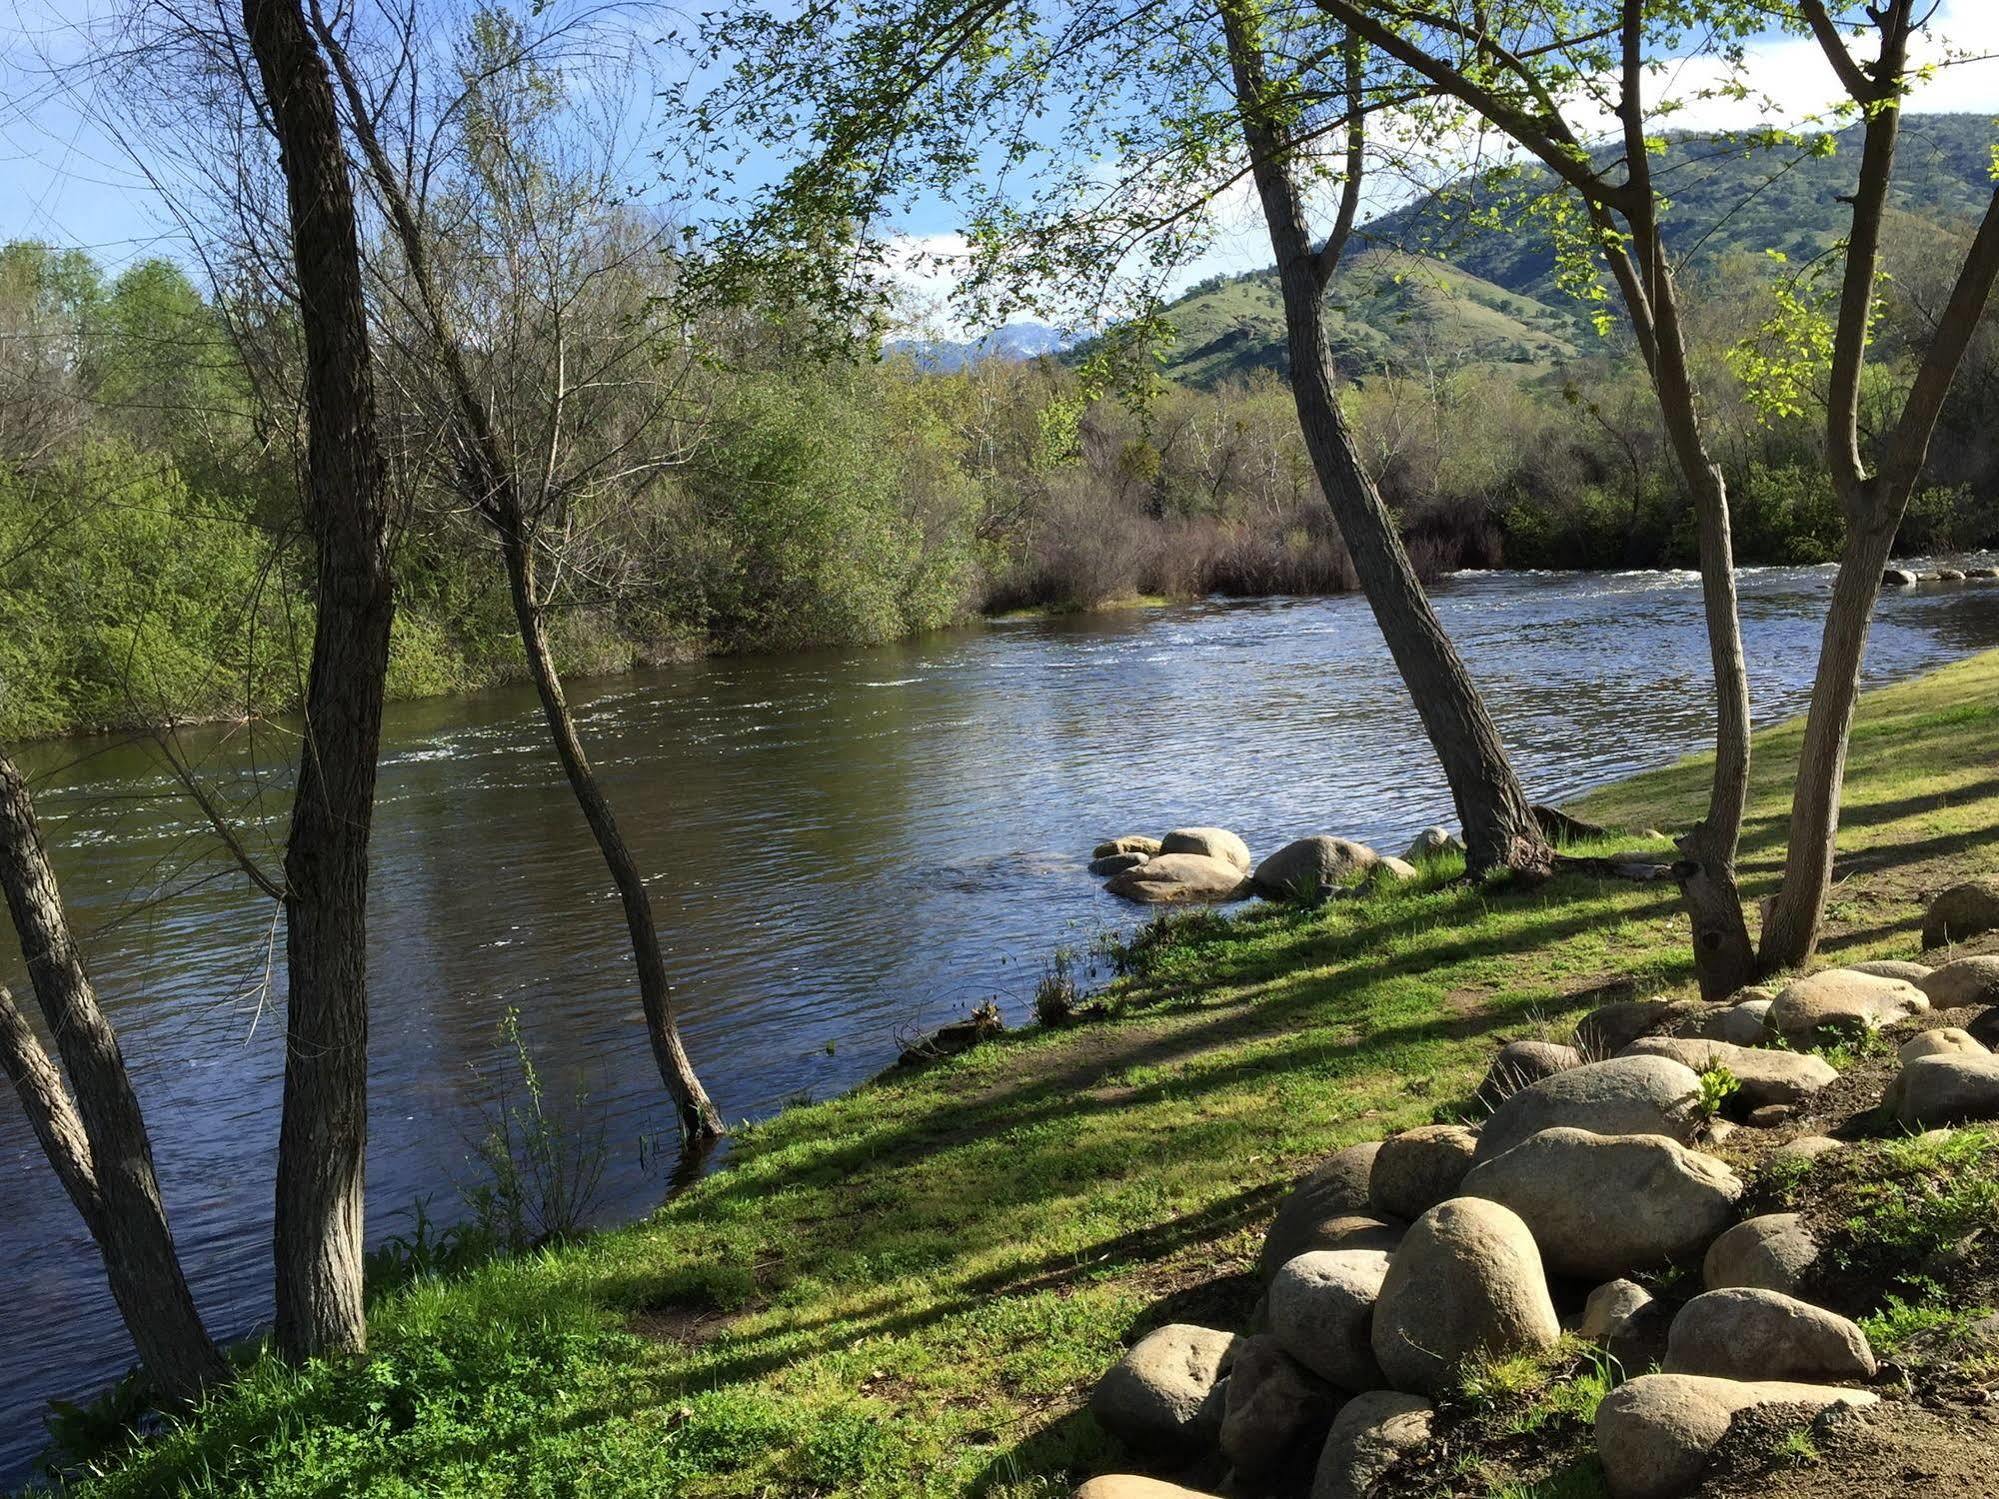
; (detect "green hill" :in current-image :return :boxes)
[1159,113,1998,389]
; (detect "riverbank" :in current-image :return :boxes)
[48,648,1999,1496]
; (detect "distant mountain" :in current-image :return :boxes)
[1153,113,1997,389]
[891,321,1073,372]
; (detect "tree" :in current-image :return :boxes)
[678,0,1550,875]
[0,747,227,1399]
[241,0,398,1359]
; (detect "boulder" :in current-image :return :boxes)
[1260,1143,1382,1282]
[1664,1288,1876,1382]
[1369,1124,1479,1222]
[1703,1213,1819,1295]
[1899,1027,1984,1064]
[1894,1051,1999,1128]
[1474,1055,1703,1163]
[1403,826,1463,863]
[1369,855,1419,884]
[1459,1127,1742,1280]
[1075,1481,1219,1499]
[1218,1335,1339,1483]
[1922,877,1999,948]
[1938,567,1968,581]
[1772,1135,1844,1165]
[1594,1373,1876,1499]
[1579,1280,1654,1343]
[1252,836,1379,899]
[1621,1037,1837,1111]
[1919,955,1999,1008]
[1851,959,1931,982]
[1882,568,1919,586]
[1268,1249,1390,1392]
[1574,998,1712,1057]
[1667,1002,1758,1045]
[1310,1390,1434,1499]
[1713,1000,1771,1047]
[1089,1324,1238,1452]
[1158,827,1251,872]
[1371,1198,1560,1395]
[1972,566,1999,579]
[1094,835,1163,859]
[1089,852,1150,877]
[1106,853,1248,905]
[1476,1040,1582,1109]
[1766,969,1928,1045]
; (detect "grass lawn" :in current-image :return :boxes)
[61,650,1999,1498]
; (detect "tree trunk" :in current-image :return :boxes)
[0,749,227,1397]
[243,0,395,1361]
[497,522,725,1141]
[1222,10,1545,875]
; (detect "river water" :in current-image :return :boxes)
[5,564,1999,1479]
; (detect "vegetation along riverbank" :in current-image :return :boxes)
[46,645,1999,1496]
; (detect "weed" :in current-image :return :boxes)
[364,1196,498,1294]
[1034,949,1080,1026]
[463,1007,609,1253]
[1696,1064,1741,1121]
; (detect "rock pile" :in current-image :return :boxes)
[1086,826,1430,906]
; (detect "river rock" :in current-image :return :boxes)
[1703,1213,1819,1295]
[1310,1390,1434,1499]
[1158,827,1251,872]
[1772,1134,1844,1164]
[1260,1143,1382,1282]
[1596,1373,1876,1499]
[1922,877,1999,947]
[1369,1124,1479,1222]
[1766,969,1928,1044]
[1268,1249,1390,1391]
[1106,853,1247,905]
[1663,1287,1875,1382]
[1939,567,1968,581]
[1403,826,1463,863]
[1476,1040,1582,1108]
[1218,1335,1339,1483]
[1094,835,1163,859]
[1580,1279,1655,1343]
[1251,836,1379,900]
[1712,1000,1771,1046]
[1894,1051,1999,1127]
[1972,566,1999,579]
[1882,568,1919,586]
[1919,955,1999,1008]
[1369,855,1419,884]
[1574,999,1708,1058]
[1371,1198,1560,1395]
[1852,959,1932,982]
[1899,1027,1984,1064]
[1089,852,1150,876]
[1089,1324,1238,1452]
[1459,1127,1742,1280]
[1474,1055,1702,1163]
[1075,1480,1219,1499]
[1621,1037,1837,1111]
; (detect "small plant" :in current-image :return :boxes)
[1696,1063,1741,1121]
[39,1367,155,1483]
[1773,1424,1823,1466]
[1034,948,1081,1026]
[463,1007,609,1253]
[363,1195,497,1294]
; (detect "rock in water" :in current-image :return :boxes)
[1371,1198,1560,1395]
[1922,876,1999,947]
[1310,1390,1434,1499]
[1663,1288,1875,1382]
[1105,853,1248,904]
[1765,968,1928,1044]
[1882,568,1919,586]
[1093,835,1163,859]
[1594,1373,1875,1499]
[1459,1127,1742,1280]
[1089,852,1150,876]
[1369,1124,1479,1222]
[1251,835,1379,899]
[1474,1055,1702,1163]
[1158,826,1251,871]
[1089,1324,1238,1452]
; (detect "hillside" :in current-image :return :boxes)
[1159,113,1998,389]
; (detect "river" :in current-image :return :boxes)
[5,564,1999,1481]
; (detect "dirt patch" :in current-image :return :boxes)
[627,1301,743,1348]
[1704,1394,1999,1497]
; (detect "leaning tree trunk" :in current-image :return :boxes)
[1222,11,1545,874]
[497,519,725,1141]
[244,0,396,1361]
[0,749,227,1397]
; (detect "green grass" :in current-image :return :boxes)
[57,651,1999,1497]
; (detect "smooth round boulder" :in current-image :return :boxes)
[1919,955,1999,1008]
[1459,1127,1742,1280]
[1089,852,1150,877]
[1579,1279,1654,1343]
[1939,567,1968,581]
[1475,1040,1582,1109]
[1158,827,1251,872]
[1573,999,1704,1058]
[1663,1287,1875,1382]
[1310,1390,1434,1499]
[1075,1481,1219,1499]
[1094,835,1163,859]
[1882,568,1919,586]
[1403,826,1462,863]
[1895,1051,1999,1128]
[1772,1134,1844,1165]
[1368,855,1419,884]
[1369,1124,1479,1222]
[1089,1324,1238,1452]
[1371,1198,1560,1396]
[1268,1249,1390,1392]
[1703,1213,1819,1295]
[1474,1055,1702,1163]
[1713,999,1771,1046]
[1852,959,1932,982]
[1218,1335,1339,1483]
[1621,1037,1837,1111]
[1899,1027,1984,1065]
[1766,968,1928,1045]
[1922,877,1999,948]
[1106,853,1247,905]
[1252,836,1379,899]
[1594,1373,1876,1499]
[1260,1143,1382,1283]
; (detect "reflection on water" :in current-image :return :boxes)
[5,563,1999,1476]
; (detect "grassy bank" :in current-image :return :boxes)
[58,651,1999,1497]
